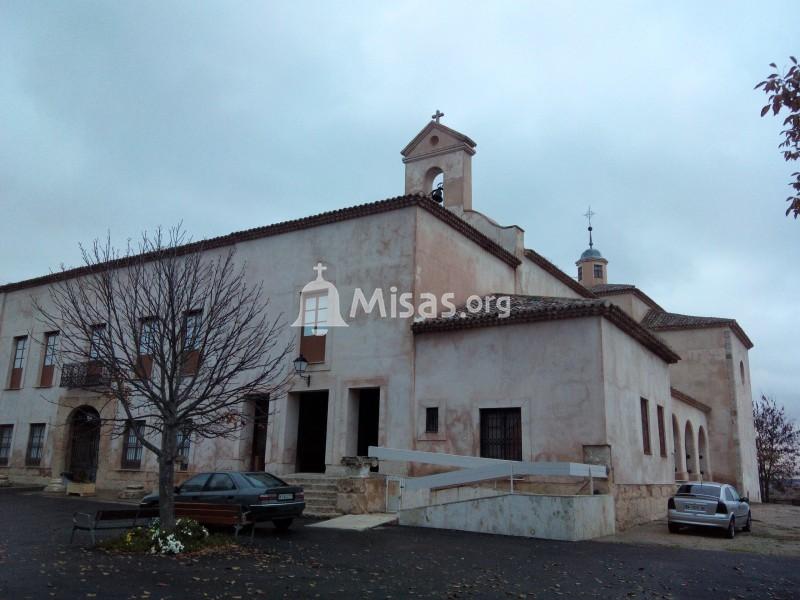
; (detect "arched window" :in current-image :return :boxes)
[740,360,745,385]
[698,426,709,478]
[684,421,697,478]
[672,414,683,477]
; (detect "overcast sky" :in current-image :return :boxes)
[1,2,798,418]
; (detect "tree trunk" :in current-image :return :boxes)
[158,426,177,529]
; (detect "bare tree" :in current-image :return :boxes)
[756,57,800,218]
[753,394,800,503]
[36,226,293,528]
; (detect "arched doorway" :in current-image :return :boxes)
[698,426,710,479]
[67,406,101,483]
[672,414,683,479]
[684,421,697,479]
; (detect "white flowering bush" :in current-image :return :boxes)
[109,518,210,555]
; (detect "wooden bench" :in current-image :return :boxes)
[71,506,160,545]
[174,502,253,537]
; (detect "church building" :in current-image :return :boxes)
[0,116,760,529]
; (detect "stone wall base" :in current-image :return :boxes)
[612,483,676,530]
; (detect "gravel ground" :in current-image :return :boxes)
[1,488,798,599]
[600,502,800,557]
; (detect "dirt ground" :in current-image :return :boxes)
[600,502,800,557]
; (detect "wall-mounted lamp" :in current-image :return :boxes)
[293,354,310,386]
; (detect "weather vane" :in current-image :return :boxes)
[584,206,596,248]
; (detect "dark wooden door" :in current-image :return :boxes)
[356,388,380,457]
[479,408,522,461]
[68,407,101,482]
[249,395,270,471]
[296,392,328,473]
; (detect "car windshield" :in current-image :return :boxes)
[677,484,721,498]
[243,472,285,488]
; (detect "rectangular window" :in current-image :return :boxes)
[121,421,145,469]
[640,398,651,455]
[40,332,59,387]
[182,311,202,375]
[577,265,583,280]
[425,407,439,433]
[25,423,46,466]
[299,293,327,363]
[176,427,191,471]
[89,324,106,360]
[480,408,522,461]
[9,336,27,389]
[0,425,13,466]
[136,318,156,379]
[657,405,667,457]
[593,264,603,279]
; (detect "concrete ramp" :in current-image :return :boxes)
[307,513,398,531]
[398,493,615,541]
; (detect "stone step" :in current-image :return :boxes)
[305,509,343,519]
[303,491,337,501]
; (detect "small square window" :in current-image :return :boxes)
[425,407,439,433]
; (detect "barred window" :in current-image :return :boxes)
[25,423,46,466]
[184,311,202,350]
[0,425,13,466]
[176,427,191,470]
[480,408,522,461]
[139,318,157,355]
[89,325,106,360]
[121,421,145,469]
[425,407,439,433]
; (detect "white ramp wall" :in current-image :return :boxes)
[398,493,615,541]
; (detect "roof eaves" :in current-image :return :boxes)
[523,249,596,299]
[0,193,520,294]
[671,387,712,414]
[412,300,680,363]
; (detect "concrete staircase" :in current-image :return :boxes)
[283,473,342,519]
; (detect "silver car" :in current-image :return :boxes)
[667,482,752,538]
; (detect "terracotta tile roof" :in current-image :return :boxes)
[643,309,753,349]
[0,193,521,294]
[591,283,664,311]
[523,249,596,299]
[671,387,712,414]
[411,294,680,363]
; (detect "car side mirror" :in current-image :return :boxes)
[741,497,749,504]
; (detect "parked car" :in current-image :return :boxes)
[667,482,751,538]
[141,471,305,531]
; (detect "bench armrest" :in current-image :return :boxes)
[72,512,95,528]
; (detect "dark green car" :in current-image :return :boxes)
[141,471,305,530]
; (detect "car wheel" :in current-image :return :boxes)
[743,512,752,532]
[668,523,680,534]
[726,517,735,539]
[273,518,293,532]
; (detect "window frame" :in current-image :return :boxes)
[181,310,203,375]
[656,404,667,457]
[593,264,603,279]
[121,420,146,469]
[0,425,13,466]
[479,407,522,461]
[9,336,27,389]
[89,324,106,360]
[39,332,59,387]
[425,407,439,433]
[25,423,46,466]
[299,292,328,364]
[640,397,652,455]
